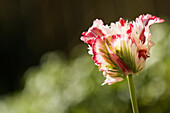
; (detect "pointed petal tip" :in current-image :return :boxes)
[119,18,126,26]
[93,19,104,25]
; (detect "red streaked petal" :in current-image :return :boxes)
[143,14,164,26]
[81,19,105,46]
[138,49,149,60]
[105,43,132,75]
[92,36,109,65]
[119,18,126,26]
[136,14,164,44]
[139,28,146,44]
[126,23,133,35]
[84,27,105,37]
[80,36,95,46]
[92,36,131,75]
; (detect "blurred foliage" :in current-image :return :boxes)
[0,22,170,113]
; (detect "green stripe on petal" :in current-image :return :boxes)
[93,37,126,77]
[116,38,145,73]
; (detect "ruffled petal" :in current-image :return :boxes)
[93,36,131,75]
[130,14,164,59]
[102,73,124,85]
[81,19,105,46]
[119,18,126,26]
[133,14,164,44]
[80,14,164,85]
[92,36,110,66]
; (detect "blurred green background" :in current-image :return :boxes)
[0,0,170,113]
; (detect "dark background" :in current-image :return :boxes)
[0,0,169,95]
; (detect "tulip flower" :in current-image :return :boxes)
[81,14,164,113]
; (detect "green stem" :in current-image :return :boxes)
[127,74,139,113]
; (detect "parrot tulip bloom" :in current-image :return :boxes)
[81,14,164,85]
